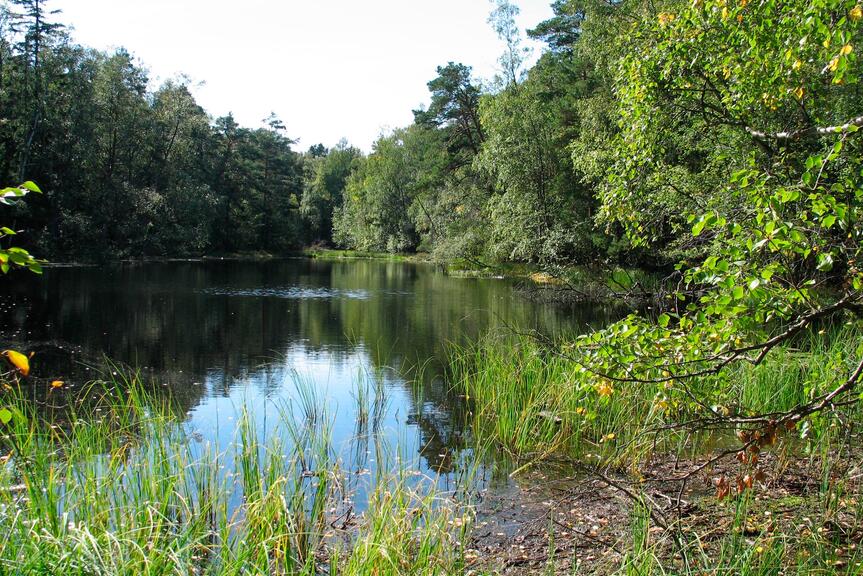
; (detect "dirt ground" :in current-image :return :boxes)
[465,443,863,575]
[465,461,630,575]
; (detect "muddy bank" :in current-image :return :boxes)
[465,446,863,575]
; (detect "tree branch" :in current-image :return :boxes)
[747,114,863,141]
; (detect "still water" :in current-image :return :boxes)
[1,259,616,487]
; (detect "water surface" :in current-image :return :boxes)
[1,259,616,484]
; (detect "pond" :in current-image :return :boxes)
[0,259,618,499]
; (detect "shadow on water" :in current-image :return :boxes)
[0,259,624,489]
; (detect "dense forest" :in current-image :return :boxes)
[0,0,635,264]
[1,0,317,259]
[3,0,861,278]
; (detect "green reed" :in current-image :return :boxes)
[0,374,470,575]
[451,322,863,466]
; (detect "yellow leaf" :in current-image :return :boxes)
[2,349,30,376]
[794,86,805,100]
[840,44,853,56]
[50,380,64,389]
[829,57,840,72]
[596,382,614,397]
[850,5,862,20]
[601,433,616,442]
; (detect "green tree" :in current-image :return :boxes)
[527,0,584,53]
[487,0,531,87]
[5,0,64,181]
[89,49,153,253]
[476,79,589,263]
[414,62,485,158]
[333,130,417,253]
[251,114,303,251]
[301,140,361,245]
[144,80,217,255]
[408,64,492,260]
[567,0,863,434]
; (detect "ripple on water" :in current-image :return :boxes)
[199,287,370,300]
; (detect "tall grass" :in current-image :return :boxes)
[451,322,863,466]
[450,334,665,464]
[0,376,470,575]
[614,462,863,576]
[451,321,863,574]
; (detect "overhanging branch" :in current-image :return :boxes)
[747,114,863,141]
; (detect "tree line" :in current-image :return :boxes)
[0,0,347,259]
[333,0,616,265]
[2,0,861,284]
[0,0,649,265]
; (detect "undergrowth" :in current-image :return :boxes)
[451,321,863,574]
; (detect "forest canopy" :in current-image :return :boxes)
[0,0,634,264]
[0,0,860,286]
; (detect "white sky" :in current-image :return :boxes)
[49,0,554,151]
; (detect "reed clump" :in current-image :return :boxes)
[451,323,863,466]
[0,378,470,575]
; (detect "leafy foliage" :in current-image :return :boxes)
[0,6,306,258]
[561,0,863,432]
[0,181,42,273]
[301,140,362,245]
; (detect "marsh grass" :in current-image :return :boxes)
[450,334,665,464]
[614,465,863,576]
[451,322,863,465]
[452,321,863,574]
[303,249,424,263]
[0,376,471,575]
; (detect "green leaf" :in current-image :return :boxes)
[20,181,41,193]
[691,213,717,237]
[657,313,670,327]
[780,189,800,203]
[816,253,834,272]
[0,409,12,425]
